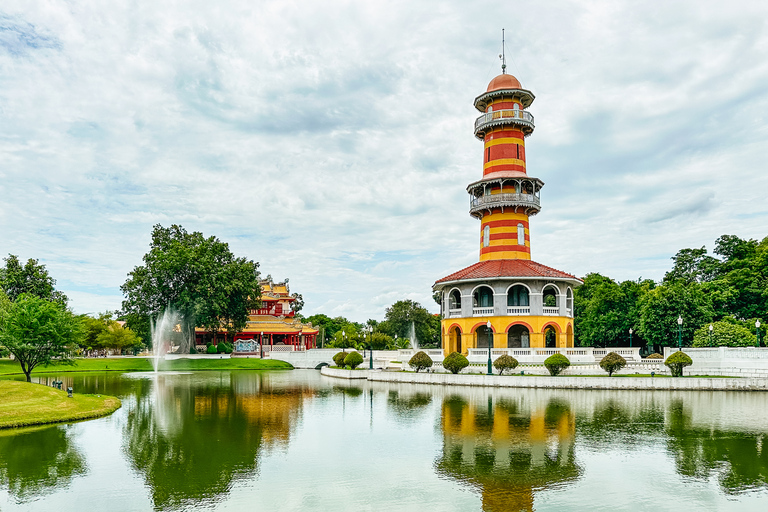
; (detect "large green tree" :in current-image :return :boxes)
[383,299,440,348]
[0,255,68,305]
[638,283,714,351]
[0,294,83,381]
[121,225,261,351]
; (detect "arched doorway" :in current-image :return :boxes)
[544,326,558,348]
[507,325,530,348]
[449,326,462,354]
[566,324,573,347]
[476,325,494,349]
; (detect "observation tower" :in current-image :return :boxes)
[434,52,581,355]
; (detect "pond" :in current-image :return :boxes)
[1,370,767,511]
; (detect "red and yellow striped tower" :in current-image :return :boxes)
[434,59,581,356]
[471,73,541,261]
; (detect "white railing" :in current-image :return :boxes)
[466,346,642,364]
[507,306,530,315]
[474,109,535,133]
[543,307,559,315]
[565,308,572,317]
[264,345,295,353]
[473,307,494,316]
[470,193,540,210]
[448,308,462,318]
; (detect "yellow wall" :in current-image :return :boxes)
[441,315,574,356]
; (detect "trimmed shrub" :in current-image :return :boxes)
[493,354,519,375]
[344,351,364,370]
[442,352,469,374]
[409,351,434,372]
[599,351,627,376]
[217,342,228,354]
[645,353,663,359]
[223,342,234,354]
[190,345,197,354]
[544,353,570,376]
[693,320,756,347]
[206,344,217,354]
[333,351,347,368]
[665,350,693,377]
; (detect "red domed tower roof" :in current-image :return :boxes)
[486,73,522,92]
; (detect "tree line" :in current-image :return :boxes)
[575,234,767,351]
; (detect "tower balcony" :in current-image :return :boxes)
[469,192,540,217]
[474,109,535,139]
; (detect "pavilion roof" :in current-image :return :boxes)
[435,259,580,285]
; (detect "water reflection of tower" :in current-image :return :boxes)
[435,395,581,512]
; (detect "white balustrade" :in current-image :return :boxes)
[507,306,530,315]
[473,307,494,316]
[542,307,559,315]
[448,308,462,318]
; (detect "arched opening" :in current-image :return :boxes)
[449,326,462,354]
[544,326,558,348]
[507,325,530,348]
[473,286,494,312]
[476,325,494,349]
[566,288,573,316]
[543,285,559,313]
[566,324,573,348]
[448,289,461,314]
[507,285,529,308]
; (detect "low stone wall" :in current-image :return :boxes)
[663,347,768,378]
[320,367,371,379]
[322,368,768,391]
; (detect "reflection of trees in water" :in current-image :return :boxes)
[123,373,309,510]
[435,395,581,512]
[387,391,432,422]
[666,399,768,494]
[0,425,86,503]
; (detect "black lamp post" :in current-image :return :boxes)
[677,316,683,351]
[629,328,633,348]
[486,320,493,375]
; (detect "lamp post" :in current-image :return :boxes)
[486,320,493,375]
[260,331,264,358]
[709,324,713,346]
[756,320,762,347]
[629,328,633,348]
[677,316,683,351]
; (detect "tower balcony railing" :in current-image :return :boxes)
[448,308,462,318]
[474,109,535,136]
[469,193,540,214]
[473,307,494,316]
[507,306,531,315]
[543,307,559,315]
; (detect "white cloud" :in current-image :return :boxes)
[1,0,767,321]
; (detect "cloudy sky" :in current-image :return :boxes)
[1,0,767,322]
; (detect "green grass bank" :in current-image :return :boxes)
[0,380,122,429]
[0,357,292,377]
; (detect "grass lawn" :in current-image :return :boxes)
[0,380,121,429]
[0,357,292,377]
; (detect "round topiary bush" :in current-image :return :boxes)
[493,354,519,375]
[223,342,234,354]
[600,351,627,376]
[190,345,197,354]
[409,351,433,372]
[206,344,217,354]
[344,351,364,370]
[442,352,469,374]
[665,350,693,377]
[544,353,570,376]
[333,351,347,368]
[645,353,663,359]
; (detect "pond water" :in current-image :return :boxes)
[1,370,767,511]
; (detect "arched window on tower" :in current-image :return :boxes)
[483,225,490,247]
[517,223,525,246]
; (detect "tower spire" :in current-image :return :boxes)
[501,28,507,74]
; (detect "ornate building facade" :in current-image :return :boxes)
[434,70,581,355]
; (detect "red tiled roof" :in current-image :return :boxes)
[435,259,580,284]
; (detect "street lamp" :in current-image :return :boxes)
[709,324,713,346]
[486,320,493,375]
[260,331,264,358]
[677,316,683,351]
[629,328,633,348]
[757,320,762,347]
